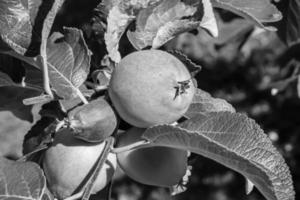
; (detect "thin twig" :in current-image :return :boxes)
[81,137,115,200]
[40,55,54,98]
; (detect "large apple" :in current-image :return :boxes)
[109,50,195,128]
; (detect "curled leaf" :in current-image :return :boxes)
[105,6,135,62]
[211,0,282,31]
[127,0,218,50]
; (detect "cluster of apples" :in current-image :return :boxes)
[42,50,196,199]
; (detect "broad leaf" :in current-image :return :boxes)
[214,18,254,46]
[103,0,174,62]
[127,0,218,50]
[0,111,35,158]
[0,157,46,200]
[185,88,235,118]
[142,112,295,200]
[211,0,282,31]
[45,27,91,100]
[0,64,42,92]
[0,0,61,56]
[0,87,41,121]
[104,6,135,62]
[39,0,65,99]
[24,65,44,91]
[0,62,42,121]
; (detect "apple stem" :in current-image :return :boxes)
[55,120,67,132]
[174,79,191,99]
[112,140,150,154]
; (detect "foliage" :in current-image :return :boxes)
[0,0,299,200]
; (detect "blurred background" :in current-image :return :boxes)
[0,0,299,199]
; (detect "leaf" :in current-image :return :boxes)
[0,69,42,121]
[39,0,65,98]
[185,88,235,118]
[45,27,91,100]
[0,157,46,200]
[41,188,54,200]
[199,0,218,38]
[91,69,111,90]
[0,58,43,120]
[105,6,135,62]
[245,178,255,195]
[68,98,118,143]
[142,112,295,200]
[0,54,25,83]
[103,0,208,62]
[0,88,41,122]
[0,111,35,158]
[211,0,282,31]
[0,0,61,56]
[214,18,254,46]
[127,0,218,50]
[22,102,63,155]
[24,65,44,91]
[286,0,300,45]
[168,50,201,76]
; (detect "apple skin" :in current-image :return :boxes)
[109,50,195,128]
[116,127,188,187]
[42,129,117,199]
[68,98,118,142]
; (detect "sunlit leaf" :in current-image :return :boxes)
[211,0,282,31]
[105,6,135,62]
[0,157,46,200]
[185,88,235,118]
[0,0,61,56]
[127,0,218,50]
[45,27,91,100]
[143,112,295,200]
